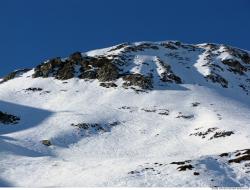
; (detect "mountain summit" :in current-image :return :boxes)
[0,41,250,187]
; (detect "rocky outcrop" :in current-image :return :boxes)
[223,46,250,64]
[41,140,52,146]
[97,63,119,82]
[32,57,62,78]
[222,59,247,75]
[122,43,159,53]
[205,73,228,88]
[122,73,153,89]
[69,52,82,62]
[0,111,20,124]
[71,121,120,134]
[32,54,120,82]
[0,69,30,84]
[1,41,250,93]
[158,59,182,84]
[100,82,117,88]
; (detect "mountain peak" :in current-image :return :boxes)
[1,40,250,187]
[2,41,250,94]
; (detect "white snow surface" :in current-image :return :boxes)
[0,41,250,187]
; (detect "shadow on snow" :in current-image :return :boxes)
[0,100,53,157]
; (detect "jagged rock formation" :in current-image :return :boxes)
[1,41,250,94]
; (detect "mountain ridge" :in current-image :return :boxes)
[1,41,250,95]
[0,40,250,187]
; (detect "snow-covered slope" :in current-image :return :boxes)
[0,41,250,187]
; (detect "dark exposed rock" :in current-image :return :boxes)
[190,127,233,140]
[241,53,250,64]
[203,43,219,51]
[123,43,159,52]
[69,52,82,62]
[193,172,200,175]
[219,153,229,157]
[229,155,250,164]
[192,102,200,107]
[160,42,178,50]
[77,56,119,81]
[205,73,228,88]
[210,131,234,140]
[190,127,218,139]
[107,43,129,52]
[157,59,182,84]
[207,63,224,72]
[0,111,20,125]
[100,82,117,88]
[33,54,90,80]
[161,72,182,84]
[84,56,112,68]
[235,152,241,157]
[0,69,30,84]
[243,149,250,155]
[25,87,43,92]
[218,149,250,164]
[56,61,75,80]
[177,164,194,171]
[32,57,62,78]
[222,59,247,75]
[4,42,250,96]
[97,63,119,82]
[79,70,97,79]
[158,109,169,116]
[141,108,156,113]
[171,161,186,165]
[223,46,250,64]
[41,140,52,146]
[108,121,120,127]
[122,73,152,89]
[171,160,191,165]
[71,121,120,134]
[128,170,140,175]
[176,113,194,119]
[71,123,100,130]
[239,84,249,94]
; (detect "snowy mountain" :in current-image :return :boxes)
[0,41,250,187]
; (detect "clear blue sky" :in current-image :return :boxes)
[0,0,249,76]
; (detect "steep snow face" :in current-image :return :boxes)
[0,41,250,187]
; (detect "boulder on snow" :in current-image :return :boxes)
[41,140,52,146]
[25,87,43,92]
[177,164,194,171]
[0,111,20,124]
